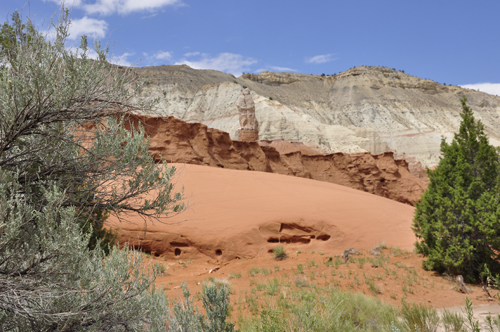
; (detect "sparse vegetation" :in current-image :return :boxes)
[272,246,288,261]
[400,300,440,332]
[248,267,260,277]
[168,282,236,331]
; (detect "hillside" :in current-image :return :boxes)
[132,65,500,167]
[111,164,495,316]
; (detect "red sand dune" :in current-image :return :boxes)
[111,164,416,260]
[123,114,427,205]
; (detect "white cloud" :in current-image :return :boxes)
[83,0,183,16]
[45,0,183,15]
[255,66,297,73]
[44,0,84,6]
[175,53,257,76]
[183,51,200,57]
[460,83,500,96]
[305,54,336,64]
[155,51,173,60]
[269,66,297,72]
[68,16,108,40]
[109,52,135,66]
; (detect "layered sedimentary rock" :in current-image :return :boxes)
[124,114,426,205]
[132,65,500,167]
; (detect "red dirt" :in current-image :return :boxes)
[111,163,416,261]
[109,164,492,317]
[108,116,493,316]
[149,249,495,315]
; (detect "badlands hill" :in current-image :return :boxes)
[132,65,500,167]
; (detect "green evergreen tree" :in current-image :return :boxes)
[412,96,500,281]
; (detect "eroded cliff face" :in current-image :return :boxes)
[124,114,426,205]
[132,65,500,167]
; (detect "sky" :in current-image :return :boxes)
[1,0,500,94]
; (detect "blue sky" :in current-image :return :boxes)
[2,0,500,94]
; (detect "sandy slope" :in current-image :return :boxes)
[109,164,498,322]
[111,163,416,261]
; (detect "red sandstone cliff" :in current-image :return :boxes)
[124,115,426,205]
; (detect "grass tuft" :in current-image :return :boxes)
[273,246,288,261]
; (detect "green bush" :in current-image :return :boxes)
[412,96,500,280]
[272,246,288,261]
[0,7,185,329]
[167,282,237,332]
[401,300,440,331]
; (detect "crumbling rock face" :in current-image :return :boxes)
[124,114,426,205]
[241,71,300,86]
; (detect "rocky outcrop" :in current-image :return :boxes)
[237,88,259,141]
[124,114,426,205]
[132,65,500,167]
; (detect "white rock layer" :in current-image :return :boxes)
[132,65,500,167]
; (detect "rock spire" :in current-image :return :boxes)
[236,88,259,141]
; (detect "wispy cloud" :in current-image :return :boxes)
[255,66,297,73]
[269,66,297,72]
[183,51,200,57]
[44,0,84,6]
[460,83,500,96]
[305,53,337,64]
[154,51,173,60]
[175,52,257,76]
[109,52,135,66]
[67,16,108,40]
[86,0,183,15]
[46,0,183,16]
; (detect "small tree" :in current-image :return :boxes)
[412,96,500,281]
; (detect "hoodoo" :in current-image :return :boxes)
[236,88,259,141]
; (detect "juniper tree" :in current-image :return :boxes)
[412,96,500,281]
[0,8,186,330]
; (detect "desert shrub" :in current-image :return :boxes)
[0,7,185,330]
[441,309,464,332]
[80,207,118,255]
[413,96,500,280]
[239,286,403,331]
[273,246,288,261]
[401,300,440,332]
[167,282,237,332]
